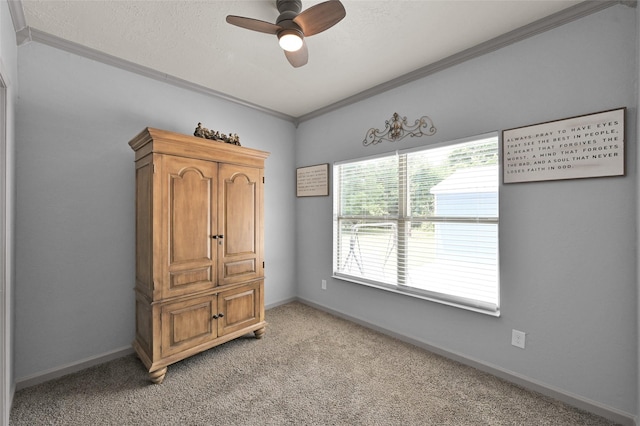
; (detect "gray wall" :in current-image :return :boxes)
[10,1,639,423]
[637,3,640,421]
[295,4,637,418]
[1,0,18,423]
[14,42,297,380]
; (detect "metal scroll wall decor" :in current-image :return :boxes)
[363,112,436,146]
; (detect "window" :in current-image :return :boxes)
[333,133,499,315]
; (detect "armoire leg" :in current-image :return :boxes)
[149,367,167,384]
[254,327,266,339]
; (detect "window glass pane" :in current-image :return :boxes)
[405,221,498,305]
[336,220,397,285]
[333,133,499,315]
[430,167,498,218]
[408,137,498,219]
[338,155,398,218]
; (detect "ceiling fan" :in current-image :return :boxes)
[226,0,346,68]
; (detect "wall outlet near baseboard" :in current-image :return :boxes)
[512,329,526,349]
[321,279,327,290]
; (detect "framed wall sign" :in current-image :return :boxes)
[503,107,625,184]
[296,163,330,197]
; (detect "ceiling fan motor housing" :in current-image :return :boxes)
[276,0,303,33]
[276,0,302,15]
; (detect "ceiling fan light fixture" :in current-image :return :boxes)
[226,0,346,67]
[278,29,304,52]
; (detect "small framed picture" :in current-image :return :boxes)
[296,163,330,197]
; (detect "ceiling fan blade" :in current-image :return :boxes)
[285,41,308,68]
[226,15,281,34]
[294,0,346,37]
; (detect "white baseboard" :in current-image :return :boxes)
[296,297,637,426]
[15,346,134,391]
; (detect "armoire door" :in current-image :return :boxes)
[217,163,263,286]
[161,155,218,299]
[160,294,217,358]
[217,281,262,336]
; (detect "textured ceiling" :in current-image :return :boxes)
[19,0,590,120]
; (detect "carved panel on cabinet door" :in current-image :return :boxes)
[170,167,213,263]
[223,173,256,255]
[169,266,212,289]
[218,163,261,285]
[218,282,260,336]
[162,156,218,298]
[224,259,256,278]
[160,296,217,358]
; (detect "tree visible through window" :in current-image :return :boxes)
[333,134,499,315]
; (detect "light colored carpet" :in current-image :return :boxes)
[10,301,619,425]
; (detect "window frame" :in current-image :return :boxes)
[332,132,500,316]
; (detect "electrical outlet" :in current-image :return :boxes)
[512,329,526,349]
[321,279,327,290]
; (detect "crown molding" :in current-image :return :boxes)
[18,27,297,123]
[6,0,30,46]
[7,0,633,126]
[296,0,632,124]
[7,0,26,32]
[7,0,298,124]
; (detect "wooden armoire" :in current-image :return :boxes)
[128,128,269,384]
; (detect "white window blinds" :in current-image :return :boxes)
[333,134,500,315]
